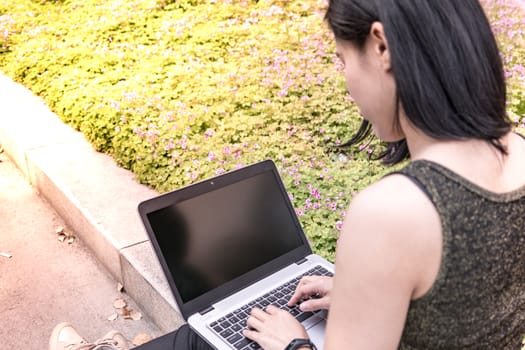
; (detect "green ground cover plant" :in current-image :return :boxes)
[0,0,524,263]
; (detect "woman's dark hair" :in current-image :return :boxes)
[326,0,511,164]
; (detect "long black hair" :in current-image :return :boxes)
[326,0,511,164]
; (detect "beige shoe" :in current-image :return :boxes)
[49,322,129,350]
[98,330,129,350]
[49,322,89,350]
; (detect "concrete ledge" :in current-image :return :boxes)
[0,73,183,333]
[121,242,184,332]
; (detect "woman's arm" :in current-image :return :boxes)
[243,175,442,350]
[324,174,442,349]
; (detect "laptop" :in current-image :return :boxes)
[138,159,335,350]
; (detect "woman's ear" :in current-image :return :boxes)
[369,22,392,71]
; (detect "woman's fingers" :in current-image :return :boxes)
[246,311,265,329]
[243,305,309,350]
[249,306,270,320]
[242,328,261,343]
[288,275,333,308]
[265,305,281,314]
[298,298,327,312]
[288,276,318,305]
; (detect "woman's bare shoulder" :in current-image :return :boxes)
[348,173,434,221]
[342,172,441,250]
[337,173,442,297]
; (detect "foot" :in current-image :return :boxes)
[97,330,129,350]
[49,323,129,350]
[49,322,89,350]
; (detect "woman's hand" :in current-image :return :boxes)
[288,275,333,312]
[242,305,308,350]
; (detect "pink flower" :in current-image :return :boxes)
[310,188,321,200]
[204,129,216,139]
[164,140,175,151]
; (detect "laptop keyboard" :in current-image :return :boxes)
[208,265,333,350]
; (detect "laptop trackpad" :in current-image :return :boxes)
[305,316,326,349]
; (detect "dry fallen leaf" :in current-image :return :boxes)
[0,252,13,259]
[58,235,66,242]
[121,306,132,319]
[132,333,152,346]
[107,313,119,321]
[55,227,65,235]
[67,237,75,244]
[113,298,127,309]
[130,310,143,321]
[117,282,124,293]
[121,306,142,321]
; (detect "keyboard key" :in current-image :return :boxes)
[296,311,314,322]
[220,320,232,328]
[220,329,233,338]
[234,338,252,349]
[277,298,287,306]
[227,333,243,344]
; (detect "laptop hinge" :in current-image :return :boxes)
[295,257,308,265]
[199,306,215,316]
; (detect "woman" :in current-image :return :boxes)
[242,0,525,349]
[50,0,525,349]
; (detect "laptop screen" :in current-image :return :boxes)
[146,168,304,304]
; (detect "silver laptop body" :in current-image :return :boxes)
[138,159,334,350]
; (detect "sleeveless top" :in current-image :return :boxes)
[392,160,525,350]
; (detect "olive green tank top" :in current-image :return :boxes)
[392,160,525,350]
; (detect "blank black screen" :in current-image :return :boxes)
[147,171,303,303]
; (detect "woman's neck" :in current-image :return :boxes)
[402,120,525,193]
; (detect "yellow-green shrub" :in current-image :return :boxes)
[0,0,523,261]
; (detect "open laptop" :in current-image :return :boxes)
[138,159,334,350]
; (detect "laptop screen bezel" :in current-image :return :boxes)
[138,159,312,320]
